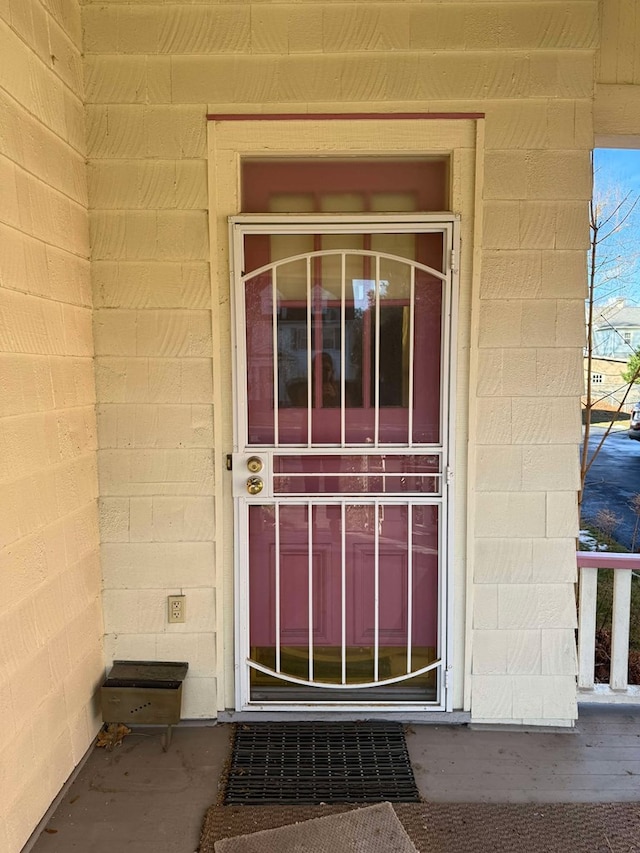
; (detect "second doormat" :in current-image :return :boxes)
[223,721,420,805]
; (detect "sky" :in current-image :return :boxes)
[593,148,640,305]
[594,148,640,188]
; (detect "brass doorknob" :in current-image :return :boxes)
[247,456,263,473]
[247,476,264,495]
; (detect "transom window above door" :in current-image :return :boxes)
[241,157,450,214]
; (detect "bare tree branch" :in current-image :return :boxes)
[598,194,640,235]
[580,173,640,507]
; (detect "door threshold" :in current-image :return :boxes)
[218,709,470,724]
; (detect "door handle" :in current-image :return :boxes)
[232,453,272,498]
[247,476,264,495]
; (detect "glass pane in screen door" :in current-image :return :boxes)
[243,231,444,446]
[248,503,439,702]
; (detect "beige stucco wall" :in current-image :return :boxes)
[81,0,595,726]
[0,1,103,850]
[596,0,640,142]
[83,5,217,717]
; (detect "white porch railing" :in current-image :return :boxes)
[577,551,640,703]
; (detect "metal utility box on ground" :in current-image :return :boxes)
[101,660,189,748]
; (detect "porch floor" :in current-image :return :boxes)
[25,705,640,853]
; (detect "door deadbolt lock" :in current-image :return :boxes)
[246,456,263,474]
[246,476,264,495]
[232,453,270,498]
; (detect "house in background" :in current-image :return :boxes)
[583,355,640,415]
[592,300,640,361]
[3,1,640,850]
[585,301,640,413]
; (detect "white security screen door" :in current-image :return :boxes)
[231,215,458,711]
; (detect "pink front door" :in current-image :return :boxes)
[232,217,456,709]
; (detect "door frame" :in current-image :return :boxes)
[229,214,460,712]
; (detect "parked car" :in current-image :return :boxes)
[629,404,640,440]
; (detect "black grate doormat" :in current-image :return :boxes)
[223,722,420,805]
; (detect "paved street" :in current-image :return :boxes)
[581,424,640,550]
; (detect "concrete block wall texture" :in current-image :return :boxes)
[595,0,640,146]
[79,0,601,728]
[0,1,103,850]
[83,2,217,716]
[598,0,640,85]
